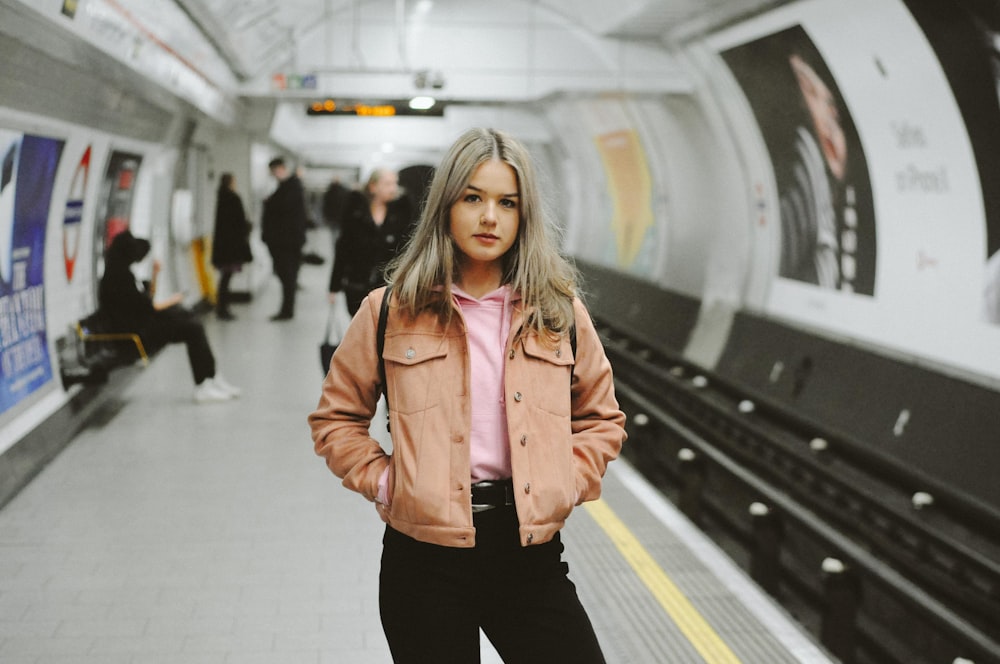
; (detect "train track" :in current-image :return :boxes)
[597,321,1000,664]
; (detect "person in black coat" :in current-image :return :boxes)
[328,169,414,315]
[261,157,308,321]
[321,177,349,232]
[98,230,240,403]
[211,173,253,320]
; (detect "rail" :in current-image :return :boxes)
[599,323,1000,664]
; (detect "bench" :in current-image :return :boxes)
[58,312,150,387]
[75,312,150,365]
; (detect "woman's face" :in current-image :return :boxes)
[791,54,847,180]
[369,170,399,203]
[449,159,520,272]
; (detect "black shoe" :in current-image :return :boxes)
[270,312,293,321]
[217,310,235,320]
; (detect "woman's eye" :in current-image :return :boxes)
[500,198,517,208]
[463,194,481,203]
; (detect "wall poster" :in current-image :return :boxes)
[93,149,142,282]
[0,130,65,415]
[721,25,877,296]
[708,0,992,382]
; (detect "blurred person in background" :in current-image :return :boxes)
[211,172,253,320]
[328,168,414,315]
[99,230,241,403]
[262,157,308,321]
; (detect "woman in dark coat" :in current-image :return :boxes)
[327,169,414,315]
[211,173,253,320]
[99,230,240,403]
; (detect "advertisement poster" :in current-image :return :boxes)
[595,129,655,268]
[0,131,65,414]
[721,25,877,295]
[901,0,1000,326]
[570,97,663,275]
[93,150,141,278]
[709,0,991,380]
[97,150,141,247]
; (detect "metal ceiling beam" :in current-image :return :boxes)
[172,0,253,81]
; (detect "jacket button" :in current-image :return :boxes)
[523,482,531,494]
[453,434,464,443]
[527,533,534,543]
[405,348,415,359]
[513,392,522,402]
[520,434,527,446]
[555,349,562,357]
[509,349,515,359]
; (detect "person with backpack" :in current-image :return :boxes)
[308,128,626,663]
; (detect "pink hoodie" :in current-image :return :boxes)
[452,284,516,482]
[377,284,516,503]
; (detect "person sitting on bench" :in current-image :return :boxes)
[98,230,241,404]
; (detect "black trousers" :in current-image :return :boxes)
[270,249,301,316]
[152,307,215,385]
[344,281,376,316]
[379,507,606,664]
[346,289,365,316]
[216,268,235,313]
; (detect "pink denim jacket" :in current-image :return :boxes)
[309,286,627,548]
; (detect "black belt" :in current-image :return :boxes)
[471,479,515,513]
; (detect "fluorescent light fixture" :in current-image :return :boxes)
[408,96,436,110]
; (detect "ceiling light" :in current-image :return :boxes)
[408,96,435,110]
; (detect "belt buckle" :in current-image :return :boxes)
[471,503,495,513]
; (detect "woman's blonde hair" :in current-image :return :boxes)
[387,127,577,341]
[363,168,392,202]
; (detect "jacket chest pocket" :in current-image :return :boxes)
[520,336,575,416]
[382,334,449,414]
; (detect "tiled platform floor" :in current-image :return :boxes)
[0,231,831,663]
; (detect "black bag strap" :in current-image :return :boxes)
[570,322,577,360]
[377,285,392,404]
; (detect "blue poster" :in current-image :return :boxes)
[0,132,65,414]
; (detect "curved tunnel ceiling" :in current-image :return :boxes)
[171,0,786,101]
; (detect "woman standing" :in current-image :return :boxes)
[309,128,626,663]
[327,168,414,315]
[211,173,253,320]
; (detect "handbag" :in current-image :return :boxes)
[319,341,336,375]
[319,298,351,374]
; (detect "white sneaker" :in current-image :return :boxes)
[194,379,233,403]
[211,375,242,398]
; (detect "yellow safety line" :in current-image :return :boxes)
[584,499,743,664]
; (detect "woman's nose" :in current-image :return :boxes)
[481,202,498,222]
